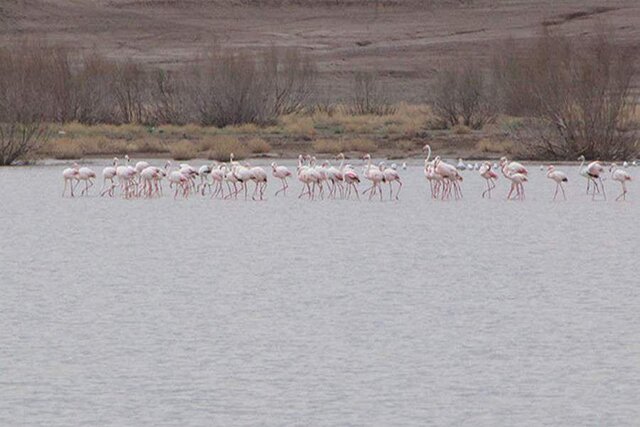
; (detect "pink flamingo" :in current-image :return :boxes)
[100,157,118,197]
[249,165,268,200]
[586,160,606,200]
[501,163,527,200]
[380,162,402,200]
[500,156,528,175]
[433,156,462,200]
[546,165,568,200]
[343,163,361,200]
[62,164,79,197]
[362,154,384,201]
[77,166,97,196]
[271,162,292,196]
[610,163,632,201]
[479,161,498,198]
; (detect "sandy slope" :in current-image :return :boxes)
[1,0,639,99]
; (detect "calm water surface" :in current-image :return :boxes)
[1,160,639,426]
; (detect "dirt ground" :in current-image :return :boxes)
[2,0,640,101]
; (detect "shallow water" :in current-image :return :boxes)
[1,160,639,426]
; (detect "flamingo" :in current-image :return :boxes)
[234,162,255,200]
[249,165,268,200]
[210,163,226,198]
[577,155,596,194]
[342,163,361,201]
[165,161,189,199]
[610,163,632,201]
[139,166,160,198]
[379,162,402,200]
[433,156,462,200]
[62,164,79,197]
[116,155,137,198]
[100,157,118,197]
[546,165,568,201]
[197,163,214,195]
[362,154,384,201]
[501,163,527,200]
[456,158,466,170]
[500,156,528,175]
[479,161,498,198]
[271,162,292,196]
[586,160,606,200]
[325,160,344,199]
[423,145,441,199]
[77,166,97,196]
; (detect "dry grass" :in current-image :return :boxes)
[313,137,378,154]
[452,124,472,135]
[280,115,317,137]
[312,139,344,154]
[246,137,271,154]
[169,140,198,160]
[475,138,515,154]
[41,139,84,159]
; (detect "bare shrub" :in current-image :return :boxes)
[432,61,497,129]
[493,29,638,159]
[148,69,192,125]
[112,60,149,124]
[347,72,397,115]
[0,44,52,165]
[191,48,316,128]
[75,54,119,124]
[263,47,317,115]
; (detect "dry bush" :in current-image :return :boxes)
[0,44,53,164]
[192,48,316,127]
[148,69,193,125]
[246,138,271,154]
[280,115,317,137]
[432,61,498,130]
[452,124,472,135]
[206,137,249,161]
[347,72,397,116]
[169,140,198,160]
[263,47,317,115]
[112,60,149,124]
[493,29,638,159]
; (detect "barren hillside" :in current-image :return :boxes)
[1,0,640,100]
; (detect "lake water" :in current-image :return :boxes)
[1,159,639,426]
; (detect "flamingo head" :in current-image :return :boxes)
[423,144,430,151]
[577,155,586,161]
[363,153,371,160]
[609,163,617,172]
[336,153,345,159]
[547,165,555,171]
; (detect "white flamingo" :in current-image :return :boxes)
[546,165,568,201]
[271,162,292,196]
[610,163,632,201]
[62,164,79,197]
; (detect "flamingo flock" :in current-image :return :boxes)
[61,151,634,202]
